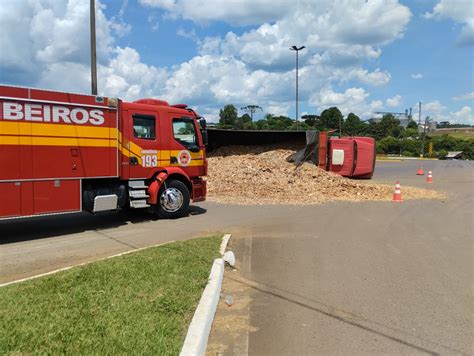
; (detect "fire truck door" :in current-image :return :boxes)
[168,115,201,167]
[126,110,160,179]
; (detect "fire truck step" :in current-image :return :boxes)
[129,199,150,209]
[128,180,148,190]
[93,195,119,212]
[129,190,150,199]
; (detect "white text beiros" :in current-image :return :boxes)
[1,102,105,126]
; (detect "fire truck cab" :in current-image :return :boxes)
[0,85,207,220]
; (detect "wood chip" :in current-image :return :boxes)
[206,146,445,205]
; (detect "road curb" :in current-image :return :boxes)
[180,258,224,356]
[219,233,232,255]
[180,233,231,356]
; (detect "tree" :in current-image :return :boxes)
[254,119,269,130]
[241,105,262,121]
[320,107,343,131]
[302,114,319,128]
[218,104,238,129]
[403,128,418,139]
[235,113,254,130]
[343,112,366,136]
[377,136,401,154]
[369,114,403,140]
[265,114,294,130]
[407,120,418,130]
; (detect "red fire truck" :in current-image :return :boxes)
[0,85,208,220]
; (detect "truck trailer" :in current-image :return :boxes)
[0,85,207,220]
[206,129,376,179]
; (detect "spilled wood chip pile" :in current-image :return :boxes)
[207,146,445,205]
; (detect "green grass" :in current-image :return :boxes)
[431,131,474,140]
[0,235,221,355]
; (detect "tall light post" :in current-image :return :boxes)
[90,0,98,95]
[290,45,305,130]
[418,101,422,126]
[421,116,430,158]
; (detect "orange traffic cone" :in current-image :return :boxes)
[392,181,403,202]
[416,165,424,175]
[426,171,433,183]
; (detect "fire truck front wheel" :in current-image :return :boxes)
[155,179,190,219]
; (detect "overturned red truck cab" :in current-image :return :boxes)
[319,132,376,179]
[0,85,208,220]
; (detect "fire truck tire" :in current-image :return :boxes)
[155,179,190,219]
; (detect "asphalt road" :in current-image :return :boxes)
[227,160,473,355]
[1,160,473,355]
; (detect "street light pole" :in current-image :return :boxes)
[90,0,98,95]
[421,116,430,158]
[418,101,422,126]
[290,45,305,130]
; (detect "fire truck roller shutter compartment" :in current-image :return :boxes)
[33,180,81,214]
[0,85,118,218]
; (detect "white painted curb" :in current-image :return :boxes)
[180,233,232,356]
[180,258,224,356]
[219,233,232,255]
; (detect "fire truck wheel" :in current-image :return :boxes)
[156,179,190,219]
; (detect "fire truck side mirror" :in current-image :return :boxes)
[201,130,208,146]
[200,118,207,129]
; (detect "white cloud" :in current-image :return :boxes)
[161,55,294,108]
[140,0,175,11]
[177,28,198,42]
[147,14,160,31]
[423,100,447,114]
[453,92,474,101]
[418,100,451,123]
[102,47,167,99]
[424,0,474,46]
[266,102,292,117]
[347,68,391,86]
[386,94,402,107]
[416,100,474,125]
[0,0,162,100]
[0,0,411,121]
[139,0,300,25]
[195,1,410,70]
[451,106,474,124]
[110,0,132,37]
[310,87,383,117]
[411,73,423,79]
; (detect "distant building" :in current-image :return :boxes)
[369,113,416,128]
[418,120,437,133]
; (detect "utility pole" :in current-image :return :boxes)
[418,101,422,126]
[90,0,98,95]
[290,45,305,130]
[421,116,430,158]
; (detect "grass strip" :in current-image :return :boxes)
[0,235,221,355]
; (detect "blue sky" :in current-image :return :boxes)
[1,0,473,123]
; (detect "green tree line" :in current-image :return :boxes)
[216,104,474,159]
